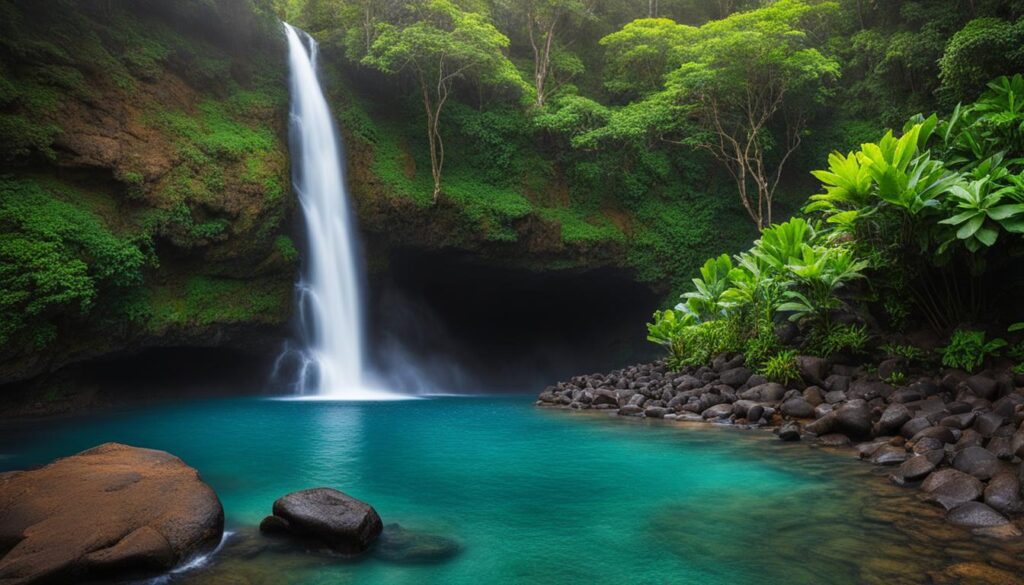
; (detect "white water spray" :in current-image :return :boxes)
[282,24,399,400]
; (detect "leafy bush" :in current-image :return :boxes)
[0,178,147,346]
[880,343,928,364]
[807,323,870,358]
[940,329,1006,373]
[646,74,1024,375]
[762,350,800,385]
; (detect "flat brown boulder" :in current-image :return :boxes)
[0,443,223,585]
[260,488,383,554]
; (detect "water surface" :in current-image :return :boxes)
[3,396,1022,584]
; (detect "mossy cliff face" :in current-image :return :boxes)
[322,65,756,293]
[0,0,295,386]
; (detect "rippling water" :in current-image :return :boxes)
[2,396,1022,584]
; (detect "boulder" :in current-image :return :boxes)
[875,404,911,436]
[618,405,643,416]
[974,411,1005,437]
[804,412,837,436]
[803,386,825,406]
[644,406,669,419]
[870,445,908,466]
[963,375,999,400]
[890,451,943,484]
[260,488,383,554]
[946,502,1010,528]
[777,421,801,441]
[795,356,828,384]
[900,417,932,439]
[746,405,765,424]
[921,469,984,511]
[939,412,976,430]
[983,472,1024,515]
[702,403,734,420]
[910,426,956,445]
[951,446,1001,481]
[591,389,618,407]
[780,398,815,419]
[739,383,786,402]
[0,443,223,585]
[834,401,873,440]
[719,366,752,387]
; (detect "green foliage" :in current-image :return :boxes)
[147,275,290,331]
[274,235,300,263]
[939,17,1024,103]
[0,177,147,346]
[762,350,800,385]
[880,343,928,364]
[646,309,695,371]
[886,371,908,386]
[156,100,275,161]
[940,329,1007,373]
[807,323,869,358]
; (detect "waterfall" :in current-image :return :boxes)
[282,23,398,400]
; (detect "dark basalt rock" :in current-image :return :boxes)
[922,469,984,511]
[875,404,911,436]
[0,443,223,585]
[780,398,815,419]
[834,401,873,440]
[720,366,752,387]
[952,446,1002,481]
[870,445,909,466]
[983,472,1024,515]
[891,450,943,484]
[261,488,383,554]
[776,421,801,441]
[946,502,1010,528]
[963,375,999,400]
[796,356,828,385]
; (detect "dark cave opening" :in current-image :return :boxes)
[368,250,662,393]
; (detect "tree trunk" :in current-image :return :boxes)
[419,76,442,203]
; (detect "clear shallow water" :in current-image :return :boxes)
[3,396,1023,584]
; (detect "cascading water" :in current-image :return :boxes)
[282,23,398,400]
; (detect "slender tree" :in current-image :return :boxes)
[363,0,527,203]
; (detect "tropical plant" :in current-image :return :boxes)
[762,350,800,385]
[880,343,928,364]
[811,323,870,358]
[680,254,734,320]
[938,177,1024,253]
[939,329,1007,373]
[646,309,695,371]
[886,371,908,386]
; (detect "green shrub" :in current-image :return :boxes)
[940,329,1006,373]
[762,350,800,385]
[0,177,147,346]
[880,343,928,364]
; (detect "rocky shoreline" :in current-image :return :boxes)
[537,355,1024,537]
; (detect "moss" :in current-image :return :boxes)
[0,114,60,161]
[538,207,625,245]
[274,235,300,263]
[155,100,275,161]
[146,275,290,332]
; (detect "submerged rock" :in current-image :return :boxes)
[0,443,223,585]
[374,524,461,564]
[260,488,383,554]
